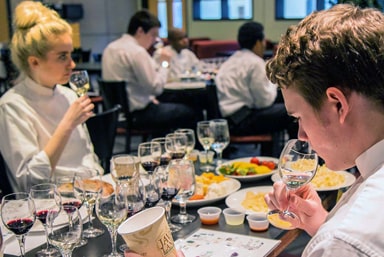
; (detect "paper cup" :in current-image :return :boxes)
[117,207,177,257]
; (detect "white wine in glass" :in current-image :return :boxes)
[267,139,318,230]
[69,70,90,96]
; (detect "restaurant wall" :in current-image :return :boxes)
[186,0,299,43]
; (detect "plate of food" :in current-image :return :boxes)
[225,186,273,215]
[271,164,356,191]
[216,156,279,182]
[173,172,241,207]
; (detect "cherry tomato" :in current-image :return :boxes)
[250,157,260,165]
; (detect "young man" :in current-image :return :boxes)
[265,4,384,256]
[153,28,200,81]
[102,10,197,133]
[215,22,297,146]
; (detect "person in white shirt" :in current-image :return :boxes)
[215,22,297,142]
[264,4,384,256]
[153,28,200,81]
[0,1,103,192]
[102,10,198,132]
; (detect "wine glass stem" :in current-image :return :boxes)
[43,224,50,249]
[108,228,119,255]
[164,200,172,221]
[179,201,187,216]
[87,205,95,229]
[16,235,26,257]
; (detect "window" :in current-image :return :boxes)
[275,0,333,20]
[193,0,253,21]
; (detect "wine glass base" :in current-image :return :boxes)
[168,222,183,232]
[199,164,215,172]
[266,210,298,230]
[102,253,124,257]
[35,246,61,257]
[83,227,105,238]
[171,213,196,224]
[75,238,88,248]
[118,244,129,253]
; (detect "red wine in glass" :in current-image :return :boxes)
[171,151,185,160]
[161,187,179,201]
[141,161,159,173]
[160,154,171,166]
[63,200,82,214]
[6,218,34,235]
[144,195,160,208]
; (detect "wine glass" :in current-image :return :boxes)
[95,183,127,257]
[138,141,161,208]
[174,128,196,159]
[75,169,105,238]
[152,137,172,166]
[47,205,83,257]
[116,175,146,253]
[267,139,318,230]
[170,159,196,224]
[30,183,62,257]
[156,165,182,232]
[196,120,215,171]
[1,192,36,257]
[165,133,188,160]
[55,175,88,247]
[210,119,230,166]
[110,154,140,181]
[69,70,90,96]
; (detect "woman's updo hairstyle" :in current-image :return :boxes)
[11,1,72,74]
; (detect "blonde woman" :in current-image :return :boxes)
[0,1,103,192]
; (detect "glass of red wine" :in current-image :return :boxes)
[1,192,36,257]
[151,137,173,167]
[156,165,182,232]
[30,183,62,257]
[138,141,161,208]
[55,176,88,247]
[165,133,188,160]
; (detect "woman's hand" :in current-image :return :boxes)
[61,95,94,130]
[265,181,328,236]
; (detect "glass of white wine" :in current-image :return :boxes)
[69,70,90,96]
[196,120,215,171]
[267,139,318,230]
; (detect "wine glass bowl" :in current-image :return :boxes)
[174,128,196,158]
[30,183,62,257]
[165,133,187,160]
[47,206,83,257]
[110,154,140,181]
[69,70,90,96]
[196,120,215,171]
[1,192,36,257]
[210,119,230,166]
[267,139,318,230]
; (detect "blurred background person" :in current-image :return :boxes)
[102,10,198,133]
[215,21,297,142]
[153,28,200,81]
[0,1,103,192]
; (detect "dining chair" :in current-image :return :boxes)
[97,79,158,153]
[86,105,121,173]
[0,151,13,197]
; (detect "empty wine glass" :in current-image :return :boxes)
[96,184,127,257]
[69,70,90,96]
[156,165,182,232]
[196,120,215,171]
[75,169,105,238]
[110,154,140,181]
[1,192,36,257]
[30,183,62,257]
[174,128,196,159]
[267,139,318,230]
[56,175,88,247]
[170,159,196,224]
[211,119,230,166]
[138,141,161,208]
[47,205,83,257]
[152,137,172,166]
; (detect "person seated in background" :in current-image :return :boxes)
[153,28,200,81]
[102,10,198,133]
[0,1,103,192]
[215,21,297,140]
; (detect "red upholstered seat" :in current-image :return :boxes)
[192,40,240,59]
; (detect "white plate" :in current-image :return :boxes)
[173,178,241,207]
[216,156,278,182]
[225,186,273,215]
[271,171,356,192]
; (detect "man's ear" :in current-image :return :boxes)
[325,87,349,124]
